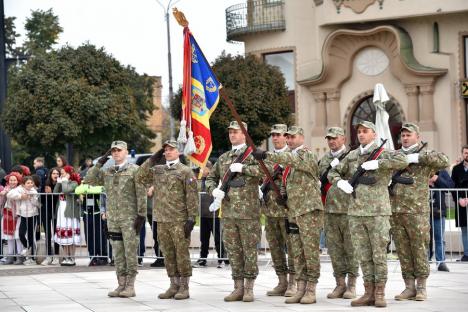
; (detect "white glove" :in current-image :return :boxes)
[57,177,63,183]
[337,179,354,194]
[212,187,225,200]
[258,186,264,200]
[361,160,379,171]
[407,153,419,164]
[209,197,222,212]
[230,163,243,173]
[330,158,340,168]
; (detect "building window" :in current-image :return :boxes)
[433,22,439,53]
[264,51,295,113]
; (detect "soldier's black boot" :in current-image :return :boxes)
[159,277,179,299]
[174,277,190,300]
[351,281,375,307]
[327,276,346,299]
[266,274,287,296]
[108,275,126,297]
[394,278,416,300]
[224,279,244,302]
[343,275,357,299]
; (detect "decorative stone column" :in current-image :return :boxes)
[326,90,341,127]
[311,92,327,136]
[419,84,436,131]
[404,85,419,123]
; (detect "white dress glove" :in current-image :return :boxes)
[337,179,354,194]
[209,197,222,212]
[330,158,340,168]
[361,160,379,171]
[212,187,225,200]
[230,163,243,173]
[407,153,419,164]
[258,186,264,200]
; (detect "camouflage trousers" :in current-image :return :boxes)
[223,218,261,280]
[157,222,192,277]
[325,213,359,278]
[349,215,390,283]
[108,219,139,278]
[265,216,295,275]
[291,210,323,283]
[390,213,430,279]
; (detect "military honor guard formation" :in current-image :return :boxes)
[84,118,448,308]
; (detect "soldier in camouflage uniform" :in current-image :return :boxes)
[319,127,359,300]
[262,124,296,297]
[389,123,449,301]
[254,126,323,305]
[136,140,199,300]
[328,121,408,308]
[206,121,263,302]
[85,141,147,298]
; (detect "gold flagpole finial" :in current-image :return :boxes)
[173,7,189,27]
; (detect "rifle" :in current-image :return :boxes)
[260,165,283,202]
[320,144,358,203]
[388,142,428,196]
[349,139,387,199]
[220,146,253,201]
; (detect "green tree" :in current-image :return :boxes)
[24,8,63,54]
[2,44,156,165]
[4,16,22,57]
[171,53,291,154]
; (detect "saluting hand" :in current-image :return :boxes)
[98,149,112,165]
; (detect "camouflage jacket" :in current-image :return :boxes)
[84,163,147,223]
[328,143,408,216]
[262,148,290,218]
[268,147,323,219]
[390,144,449,214]
[319,149,350,214]
[206,146,263,220]
[136,160,198,223]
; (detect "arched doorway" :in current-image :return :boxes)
[350,95,403,148]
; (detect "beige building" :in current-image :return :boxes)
[147,76,164,152]
[226,0,468,161]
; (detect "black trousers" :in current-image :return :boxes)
[83,211,108,258]
[19,216,37,253]
[40,206,59,256]
[199,217,225,261]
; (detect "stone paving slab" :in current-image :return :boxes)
[1,261,468,311]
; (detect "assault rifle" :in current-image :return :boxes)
[388,142,427,196]
[260,165,283,202]
[349,139,387,199]
[220,147,253,201]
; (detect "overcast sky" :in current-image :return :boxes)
[5,0,245,105]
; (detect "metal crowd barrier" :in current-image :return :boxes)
[0,189,467,265]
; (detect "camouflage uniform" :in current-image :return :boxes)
[206,145,263,280]
[319,129,359,299]
[136,158,198,278]
[390,123,449,301]
[85,141,147,296]
[328,123,408,307]
[266,126,323,304]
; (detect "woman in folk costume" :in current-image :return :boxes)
[0,172,24,264]
[54,165,81,266]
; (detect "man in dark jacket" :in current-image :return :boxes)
[451,145,468,262]
[429,170,454,271]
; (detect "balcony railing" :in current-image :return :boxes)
[226,0,286,42]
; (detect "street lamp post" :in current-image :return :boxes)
[156,0,182,140]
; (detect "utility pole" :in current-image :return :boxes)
[0,0,12,172]
[156,0,181,140]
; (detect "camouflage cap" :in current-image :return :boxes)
[228,120,248,130]
[270,124,288,134]
[162,140,178,148]
[400,122,420,134]
[325,127,345,138]
[286,125,304,136]
[355,121,376,132]
[110,140,127,150]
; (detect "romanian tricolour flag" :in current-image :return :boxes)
[178,27,221,168]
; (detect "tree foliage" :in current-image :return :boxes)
[4,16,21,57]
[2,44,155,162]
[171,53,291,154]
[24,9,63,54]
